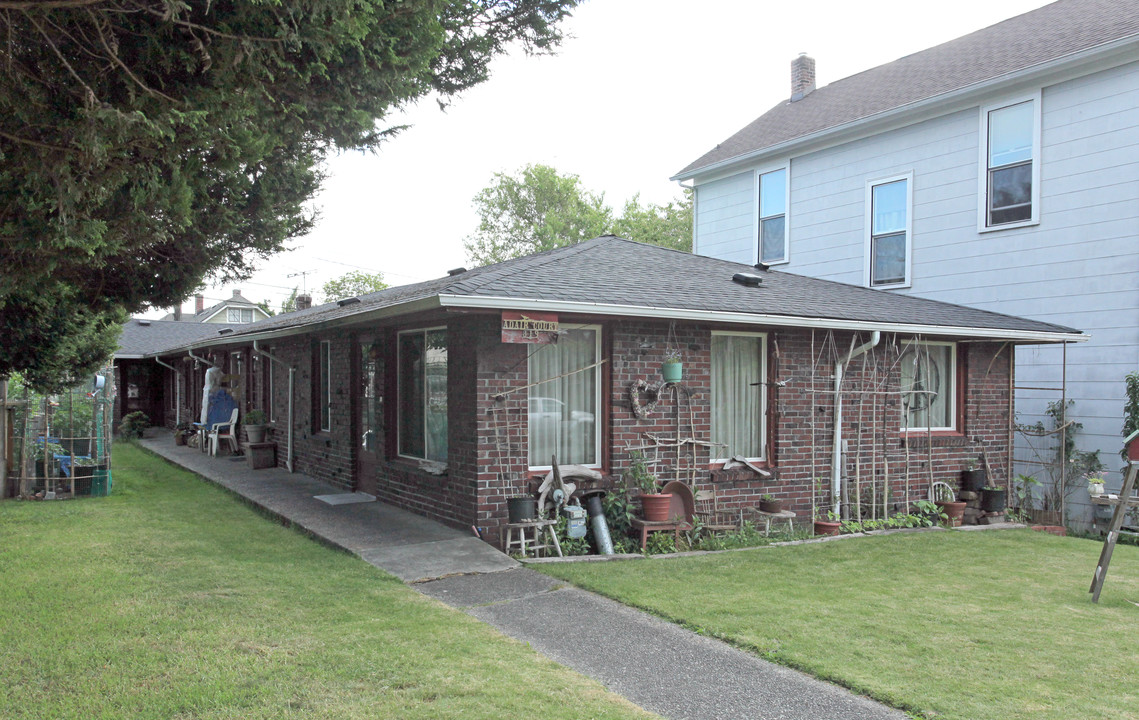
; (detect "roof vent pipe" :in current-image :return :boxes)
[732,272,763,287]
[337,297,360,307]
[447,267,467,276]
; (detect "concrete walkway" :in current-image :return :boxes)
[138,433,908,720]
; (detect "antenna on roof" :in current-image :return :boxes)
[286,270,316,294]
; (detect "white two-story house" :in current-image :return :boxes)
[674,0,1139,524]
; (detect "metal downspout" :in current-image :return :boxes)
[154,357,181,427]
[832,331,881,517]
[253,340,294,473]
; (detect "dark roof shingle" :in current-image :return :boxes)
[676,0,1139,177]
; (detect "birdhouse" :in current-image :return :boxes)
[1126,428,1139,462]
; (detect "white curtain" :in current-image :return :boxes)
[528,328,597,467]
[711,334,763,459]
[901,343,951,429]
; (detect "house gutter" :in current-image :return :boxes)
[671,35,1139,183]
[436,295,1086,344]
[832,331,880,518]
[253,340,294,473]
[187,349,213,367]
[154,357,181,426]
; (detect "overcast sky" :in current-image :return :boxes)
[165,0,1054,315]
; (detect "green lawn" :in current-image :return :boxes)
[538,530,1139,720]
[0,443,653,720]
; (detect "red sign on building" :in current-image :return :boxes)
[501,311,559,344]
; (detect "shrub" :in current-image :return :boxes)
[118,411,149,439]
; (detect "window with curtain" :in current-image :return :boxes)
[984,99,1036,227]
[528,326,599,468]
[710,332,767,461]
[398,328,448,462]
[900,342,955,430]
[758,168,787,264]
[868,176,910,287]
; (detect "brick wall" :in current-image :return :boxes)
[186,316,1015,541]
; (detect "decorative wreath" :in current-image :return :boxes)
[629,379,663,419]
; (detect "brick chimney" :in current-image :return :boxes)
[296,293,312,310]
[791,53,816,101]
[232,289,242,298]
[195,294,205,314]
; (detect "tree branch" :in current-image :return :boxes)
[0,0,106,8]
[86,7,179,103]
[0,129,70,152]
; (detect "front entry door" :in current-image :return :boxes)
[355,337,383,495]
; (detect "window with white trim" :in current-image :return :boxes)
[227,307,255,323]
[710,331,767,461]
[865,174,911,288]
[757,167,788,264]
[980,95,1039,229]
[528,326,600,468]
[397,328,447,462]
[900,341,956,431]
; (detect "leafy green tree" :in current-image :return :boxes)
[320,271,389,304]
[0,0,579,389]
[611,189,694,252]
[463,165,693,266]
[280,288,299,315]
[257,300,276,318]
[464,164,612,265]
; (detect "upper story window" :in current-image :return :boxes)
[227,307,255,323]
[900,341,956,431]
[398,328,448,462]
[528,326,600,469]
[710,331,767,461]
[865,174,912,288]
[757,167,788,264]
[980,94,1040,230]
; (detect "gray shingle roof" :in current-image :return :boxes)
[178,237,1077,351]
[676,0,1139,178]
[117,318,239,357]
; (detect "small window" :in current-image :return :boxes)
[227,307,254,323]
[398,328,448,462]
[318,340,331,432]
[711,332,767,461]
[757,167,788,264]
[865,174,911,288]
[980,95,1039,229]
[900,342,956,431]
[528,326,600,469]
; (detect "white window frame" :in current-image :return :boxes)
[753,163,790,265]
[318,340,331,433]
[227,307,254,323]
[710,330,768,463]
[527,324,602,472]
[977,91,1041,232]
[900,340,957,432]
[863,172,913,289]
[396,326,448,462]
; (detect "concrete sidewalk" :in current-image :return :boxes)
[138,433,908,720]
[137,433,517,582]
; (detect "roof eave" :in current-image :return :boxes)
[437,294,1086,344]
[153,296,444,357]
[672,34,1139,182]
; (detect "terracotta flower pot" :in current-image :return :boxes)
[814,520,840,536]
[639,493,675,522]
[935,500,967,527]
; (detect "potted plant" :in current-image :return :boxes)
[981,484,1007,513]
[933,484,967,527]
[174,422,191,446]
[661,348,683,383]
[759,493,783,514]
[960,457,986,493]
[627,451,673,522]
[1085,471,1106,497]
[814,510,841,536]
[243,409,268,443]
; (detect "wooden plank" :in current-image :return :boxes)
[1090,461,1138,602]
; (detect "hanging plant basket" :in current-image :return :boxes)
[661,361,683,383]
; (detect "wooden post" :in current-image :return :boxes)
[0,376,7,498]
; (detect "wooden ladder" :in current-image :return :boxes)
[1089,460,1139,603]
